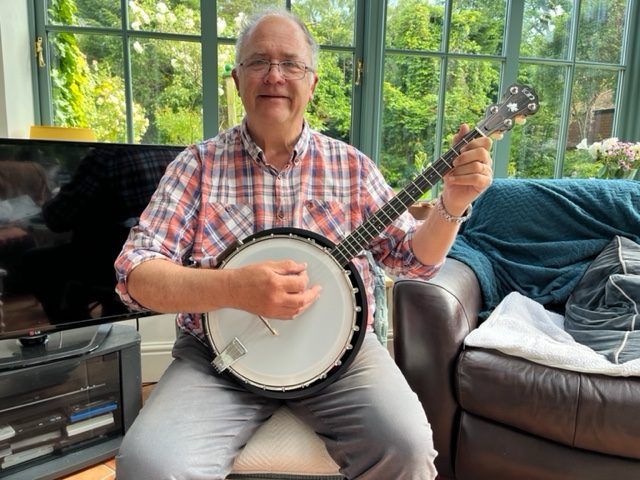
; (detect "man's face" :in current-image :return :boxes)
[232,16,318,131]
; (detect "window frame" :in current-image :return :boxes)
[30,0,640,178]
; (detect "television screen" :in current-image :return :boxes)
[0,138,183,342]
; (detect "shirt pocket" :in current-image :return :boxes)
[201,202,254,258]
[301,199,349,245]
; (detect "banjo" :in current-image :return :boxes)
[204,83,539,399]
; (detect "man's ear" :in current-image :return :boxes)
[231,68,240,91]
[309,73,319,100]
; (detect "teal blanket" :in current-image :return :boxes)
[448,179,640,316]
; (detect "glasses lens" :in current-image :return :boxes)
[243,60,307,79]
[280,61,306,79]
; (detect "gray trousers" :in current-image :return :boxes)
[116,332,437,480]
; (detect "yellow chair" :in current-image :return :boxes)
[29,125,97,142]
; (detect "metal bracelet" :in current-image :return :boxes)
[435,196,472,224]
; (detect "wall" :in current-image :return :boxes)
[0,1,34,138]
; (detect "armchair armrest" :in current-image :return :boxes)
[393,258,481,479]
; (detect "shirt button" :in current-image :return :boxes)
[277,210,284,219]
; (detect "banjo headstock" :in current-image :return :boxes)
[477,84,539,140]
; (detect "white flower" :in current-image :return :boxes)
[576,138,589,150]
[156,2,168,14]
[602,137,619,149]
[588,141,602,159]
[217,18,227,34]
[131,20,141,30]
[133,41,144,54]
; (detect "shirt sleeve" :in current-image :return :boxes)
[114,146,202,309]
[359,154,442,280]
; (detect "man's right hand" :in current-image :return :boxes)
[224,260,322,320]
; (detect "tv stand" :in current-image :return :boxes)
[0,324,112,370]
[0,324,141,480]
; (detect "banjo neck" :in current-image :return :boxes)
[330,127,484,267]
[330,83,540,267]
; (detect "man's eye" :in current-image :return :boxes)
[247,60,267,69]
[282,61,302,70]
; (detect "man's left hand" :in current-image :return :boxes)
[441,123,493,216]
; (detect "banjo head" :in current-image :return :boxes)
[204,229,367,399]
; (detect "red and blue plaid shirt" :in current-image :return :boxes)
[115,120,440,339]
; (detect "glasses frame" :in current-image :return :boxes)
[238,59,314,80]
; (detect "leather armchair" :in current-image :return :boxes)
[393,258,640,480]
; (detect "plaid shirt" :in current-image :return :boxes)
[115,121,440,339]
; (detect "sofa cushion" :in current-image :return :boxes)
[564,235,640,363]
[456,348,640,460]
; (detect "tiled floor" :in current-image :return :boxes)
[58,383,156,480]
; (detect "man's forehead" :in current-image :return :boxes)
[241,17,311,61]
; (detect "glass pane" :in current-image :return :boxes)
[563,66,619,178]
[217,1,285,39]
[131,38,203,144]
[509,63,565,179]
[442,59,501,152]
[218,44,245,131]
[128,0,201,35]
[49,32,129,142]
[449,0,506,55]
[576,0,628,63]
[306,51,353,144]
[521,0,573,60]
[47,0,121,28]
[292,0,355,47]
[380,54,441,191]
[385,0,445,52]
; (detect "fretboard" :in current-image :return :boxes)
[331,127,484,266]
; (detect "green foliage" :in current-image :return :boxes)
[82,61,149,143]
[48,0,89,127]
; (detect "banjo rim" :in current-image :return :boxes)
[203,227,368,399]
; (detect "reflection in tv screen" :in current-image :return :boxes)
[0,138,183,340]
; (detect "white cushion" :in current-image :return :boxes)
[230,405,340,476]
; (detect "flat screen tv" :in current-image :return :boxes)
[0,137,183,367]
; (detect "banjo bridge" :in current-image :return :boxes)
[212,337,248,373]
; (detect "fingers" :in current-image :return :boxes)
[229,260,322,320]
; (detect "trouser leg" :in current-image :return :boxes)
[288,333,438,480]
[116,333,280,480]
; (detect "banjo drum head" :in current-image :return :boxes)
[205,232,363,397]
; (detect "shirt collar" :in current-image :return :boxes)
[240,118,311,170]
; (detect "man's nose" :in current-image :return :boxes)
[264,64,286,83]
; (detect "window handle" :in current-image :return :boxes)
[355,59,363,86]
[35,37,46,67]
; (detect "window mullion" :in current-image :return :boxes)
[354,0,386,161]
[202,0,218,139]
[617,0,640,142]
[121,0,134,143]
[492,0,525,178]
[32,0,52,126]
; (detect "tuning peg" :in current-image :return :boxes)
[515,116,527,125]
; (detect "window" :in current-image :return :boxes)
[33,0,639,181]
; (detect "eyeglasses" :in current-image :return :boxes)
[239,59,313,80]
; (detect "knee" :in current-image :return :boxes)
[116,429,225,480]
[383,424,438,472]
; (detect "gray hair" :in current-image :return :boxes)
[234,8,320,70]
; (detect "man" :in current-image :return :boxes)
[115,8,493,480]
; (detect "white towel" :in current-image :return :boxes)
[464,291,640,376]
